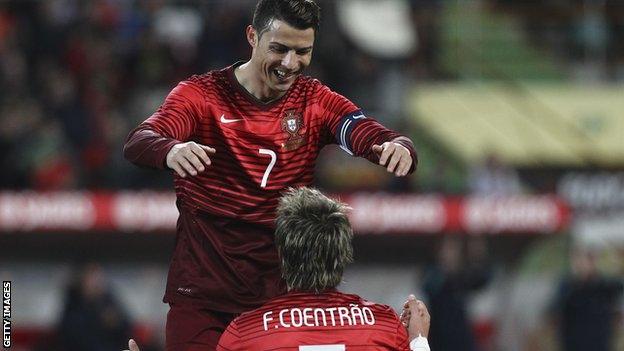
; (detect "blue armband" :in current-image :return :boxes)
[335,110,367,156]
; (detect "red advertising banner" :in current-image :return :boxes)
[0,192,570,234]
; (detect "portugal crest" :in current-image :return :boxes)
[281,110,303,136]
[280,109,306,150]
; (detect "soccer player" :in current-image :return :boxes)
[216,187,430,350]
[123,0,417,349]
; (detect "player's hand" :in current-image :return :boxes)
[402,294,430,341]
[400,295,413,327]
[123,339,140,351]
[372,142,412,177]
[166,141,216,177]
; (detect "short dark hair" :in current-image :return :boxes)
[252,0,320,37]
[275,187,353,293]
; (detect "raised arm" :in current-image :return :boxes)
[317,83,418,176]
[401,294,431,351]
[123,80,215,177]
[345,116,416,177]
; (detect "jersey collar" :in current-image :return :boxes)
[226,61,297,110]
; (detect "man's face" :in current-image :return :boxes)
[249,19,315,97]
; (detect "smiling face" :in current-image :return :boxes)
[247,19,315,100]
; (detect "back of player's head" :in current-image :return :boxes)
[252,0,321,37]
[275,187,353,293]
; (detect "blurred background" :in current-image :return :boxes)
[1,0,624,350]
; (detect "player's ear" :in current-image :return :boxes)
[246,25,258,48]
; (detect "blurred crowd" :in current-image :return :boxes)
[0,0,438,191]
[1,0,254,190]
[490,0,624,79]
[2,0,624,192]
[2,2,623,351]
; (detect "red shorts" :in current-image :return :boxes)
[165,303,238,351]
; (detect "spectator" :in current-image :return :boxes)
[422,236,491,351]
[58,263,133,351]
[550,247,623,351]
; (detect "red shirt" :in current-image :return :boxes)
[217,290,410,351]
[123,63,417,311]
[124,62,416,226]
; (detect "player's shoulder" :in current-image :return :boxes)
[182,67,230,93]
[233,291,323,323]
[233,295,288,324]
[294,76,351,107]
[296,74,321,86]
[340,292,399,316]
[185,71,219,87]
[293,75,329,94]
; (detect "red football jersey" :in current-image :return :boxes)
[123,62,417,311]
[216,290,410,351]
[124,62,416,226]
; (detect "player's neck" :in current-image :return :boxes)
[234,61,285,103]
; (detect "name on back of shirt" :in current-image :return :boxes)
[262,304,376,331]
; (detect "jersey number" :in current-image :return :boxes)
[258,148,276,188]
[299,345,345,351]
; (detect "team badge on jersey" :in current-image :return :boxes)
[281,110,306,151]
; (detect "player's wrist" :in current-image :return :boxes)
[409,334,430,351]
[390,138,411,155]
[165,142,184,165]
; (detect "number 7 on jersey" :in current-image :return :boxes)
[258,148,276,188]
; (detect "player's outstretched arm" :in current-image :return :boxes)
[401,294,431,351]
[122,339,140,351]
[124,80,208,171]
[372,141,413,177]
[166,141,216,177]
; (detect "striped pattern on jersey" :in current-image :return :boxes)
[124,63,416,226]
[217,290,410,351]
